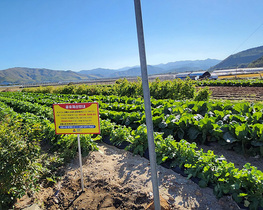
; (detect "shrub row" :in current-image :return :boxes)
[22,78,210,100]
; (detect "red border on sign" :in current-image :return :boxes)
[53,102,100,135]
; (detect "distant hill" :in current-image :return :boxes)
[111,65,166,77]
[79,68,119,78]
[247,55,263,68]
[79,66,166,78]
[79,59,221,78]
[0,59,222,84]
[155,59,221,72]
[0,67,96,84]
[210,46,263,70]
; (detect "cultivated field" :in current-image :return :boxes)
[198,86,263,101]
[1,79,263,210]
[219,73,263,79]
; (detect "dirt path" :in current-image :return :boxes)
[15,143,240,210]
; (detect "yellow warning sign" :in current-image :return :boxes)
[53,103,100,134]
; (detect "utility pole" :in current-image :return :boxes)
[133,0,161,209]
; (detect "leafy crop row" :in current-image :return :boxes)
[22,78,210,100]
[0,114,43,207]
[1,92,263,209]
[155,138,263,209]
[100,120,263,209]
[1,93,263,157]
[99,121,263,209]
[0,102,99,208]
[196,78,263,87]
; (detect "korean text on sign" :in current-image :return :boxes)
[53,103,100,134]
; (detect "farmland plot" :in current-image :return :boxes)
[0,91,263,209]
[203,86,263,101]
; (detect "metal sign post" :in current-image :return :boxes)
[77,134,85,191]
[133,0,161,209]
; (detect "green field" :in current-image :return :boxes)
[1,79,263,209]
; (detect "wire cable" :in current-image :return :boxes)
[231,22,263,55]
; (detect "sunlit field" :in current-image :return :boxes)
[219,73,263,79]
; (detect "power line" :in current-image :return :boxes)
[231,22,263,55]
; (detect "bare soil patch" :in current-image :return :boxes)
[15,143,240,210]
[198,86,263,101]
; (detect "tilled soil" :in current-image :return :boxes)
[15,143,240,210]
[198,86,263,101]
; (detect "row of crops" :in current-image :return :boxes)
[196,78,263,87]
[22,78,199,100]
[0,101,100,208]
[22,78,263,100]
[1,91,263,209]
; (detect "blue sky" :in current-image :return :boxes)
[0,0,263,71]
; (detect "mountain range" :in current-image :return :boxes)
[78,59,221,78]
[0,59,220,85]
[248,55,263,68]
[0,68,98,85]
[210,45,263,70]
[1,45,263,85]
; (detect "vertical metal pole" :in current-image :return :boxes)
[133,0,161,209]
[78,134,85,191]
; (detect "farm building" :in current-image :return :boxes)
[213,67,263,76]
[176,71,211,80]
[175,72,191,79]
[209,73,218,80]
[189,71,211,80]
